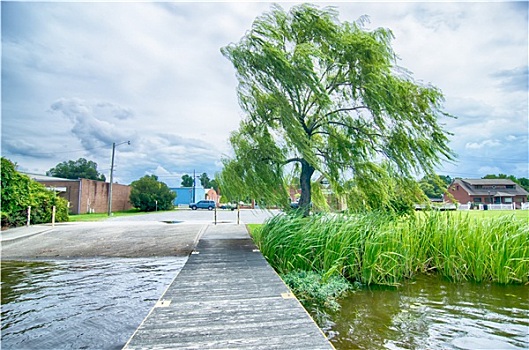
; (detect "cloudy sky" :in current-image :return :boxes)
[2,1,527,187]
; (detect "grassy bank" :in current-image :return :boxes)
[252,211,529,286]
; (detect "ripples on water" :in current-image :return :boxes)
[319,275,529,350]
[1,258,186,350]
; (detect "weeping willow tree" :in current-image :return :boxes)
[219,4,454,215]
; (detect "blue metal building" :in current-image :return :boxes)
[171,187,206,206]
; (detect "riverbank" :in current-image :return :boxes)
[253,211,529,285]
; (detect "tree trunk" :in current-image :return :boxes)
[298,159,314,216]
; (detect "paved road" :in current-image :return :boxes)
[1,209,280,260]
[107,208,281,224]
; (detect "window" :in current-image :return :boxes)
[506,185,515,189]
[505,198,513,203]
[473,197,482,203]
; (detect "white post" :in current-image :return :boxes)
[27,206,31,227]
[52,206,56,227]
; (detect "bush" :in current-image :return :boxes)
[1,157,69,228]
[129,175,176,211]
[281,270,356,311]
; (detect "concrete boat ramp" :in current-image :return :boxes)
[123,224,334,349]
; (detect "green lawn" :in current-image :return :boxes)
[448,209,528,222]
[67,209,173,222]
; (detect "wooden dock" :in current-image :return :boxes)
[123,224,334,349]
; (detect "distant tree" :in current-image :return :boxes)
[197,172,219,192]
[130,175,176,212]
[2,157,69,228]
[482,173,517,182]
[181,174,194,187]
[517,178,529,192]
[219,4,454,216]
[199,173,210,188]
[419,174,452,198]
[48,158,106,181]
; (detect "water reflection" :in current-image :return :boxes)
[318,275,529,350]
[1,258,186,350]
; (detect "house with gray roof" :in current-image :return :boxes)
[447,178,528,209]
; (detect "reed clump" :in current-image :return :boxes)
[253,211,529,286]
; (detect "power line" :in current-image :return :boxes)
[20,144,113,157]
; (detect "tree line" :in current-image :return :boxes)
[2,153,527,228]
[181,173,218,191]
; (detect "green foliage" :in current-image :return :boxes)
[196,172,219,192]
[1,157,69,228]
[419,174,452,198]
[199,172,210,187]
[181,174,194,187]
[47,157,106,181]
[253,212,529,286]
[281,270,356,311]
[344,163,427,215]
[220,4,454,216]
[130,175,176,212]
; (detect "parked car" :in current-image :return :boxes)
[220,203,237,211]
[189,200,216,210]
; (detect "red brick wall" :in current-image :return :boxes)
[111,183,133,212]
[447,183,472,204]
[37,179,131,214]
[80,179,132,214]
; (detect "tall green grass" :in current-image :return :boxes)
[252,212,529,285]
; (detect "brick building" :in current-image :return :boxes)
[26,174,132,214]
[447,178,528,209]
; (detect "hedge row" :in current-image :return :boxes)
[1,157,69,228]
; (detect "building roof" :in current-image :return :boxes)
[451,178,529,197]
[461,178,517,186]
[21,172,78,182]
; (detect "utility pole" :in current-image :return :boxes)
[108,141,130,216]
[192,169,196,203]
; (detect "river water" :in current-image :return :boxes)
[2,259,528,350]
[317,275,529,350]
[1,258,186,350]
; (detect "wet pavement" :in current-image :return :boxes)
[0,209,280,259]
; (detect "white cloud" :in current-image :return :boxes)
[2,1,528,184]
[465,139,502,150]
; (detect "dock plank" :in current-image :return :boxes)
[123,224,334,350]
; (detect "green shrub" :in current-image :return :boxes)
[281,270,357,311]
[1,157,69,228]
[129,175,176,211]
